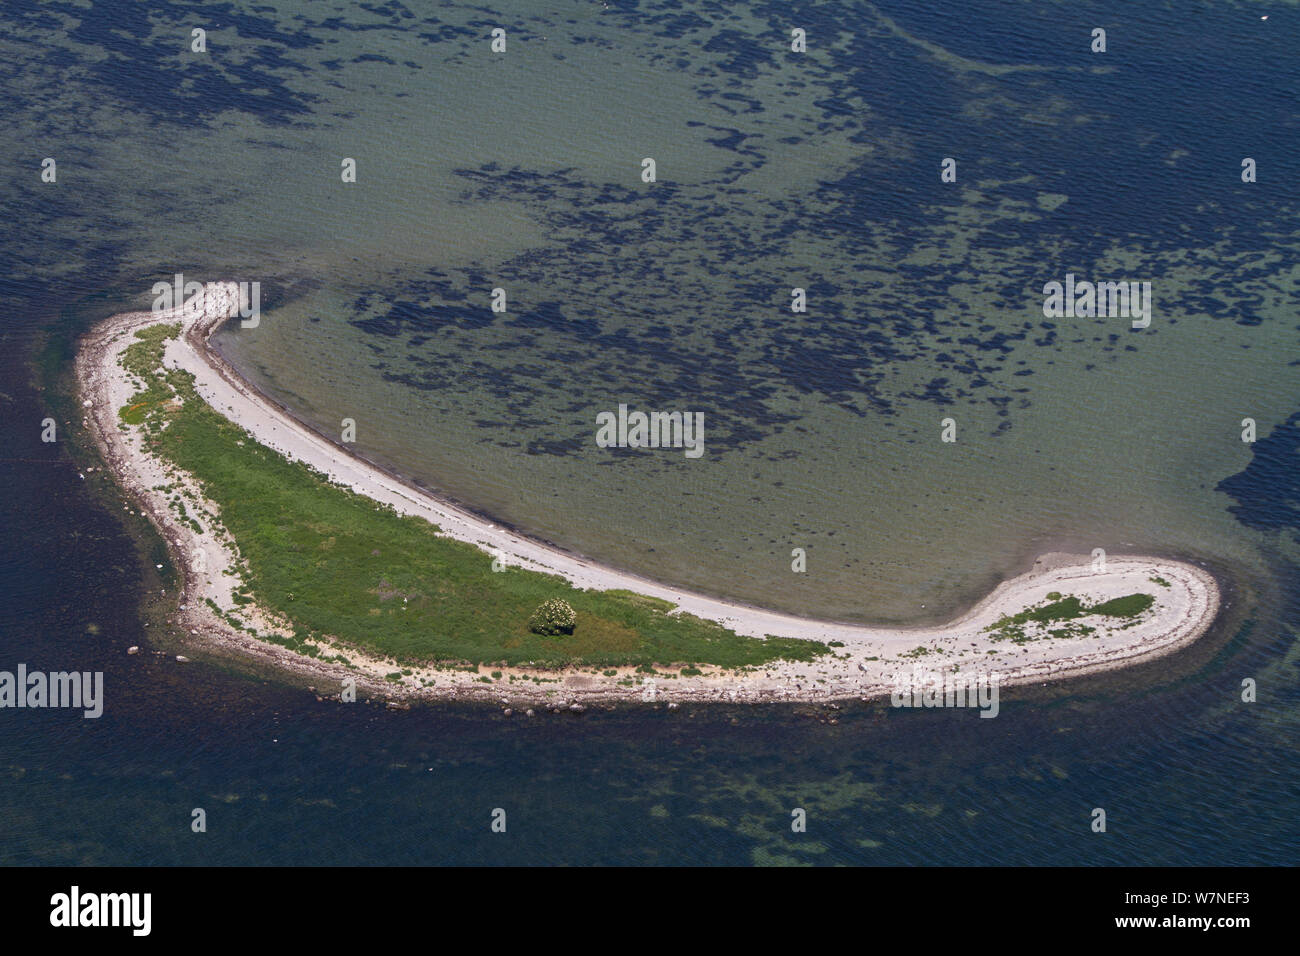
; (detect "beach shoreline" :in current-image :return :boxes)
[75,281,1224,707]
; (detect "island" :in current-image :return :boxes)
[74,281,1222,707]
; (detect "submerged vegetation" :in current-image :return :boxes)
[117,325,827,669]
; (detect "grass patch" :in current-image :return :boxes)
[985,591,1155,643]
[119,401,153,424]
[1090,593,1155,618]
[117,325,828,670]
[600,590,676,614]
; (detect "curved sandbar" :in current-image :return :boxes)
[77,281,1222,705]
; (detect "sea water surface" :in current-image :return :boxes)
[0,0,1296,864]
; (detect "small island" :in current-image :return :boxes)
[75,282,1222,706]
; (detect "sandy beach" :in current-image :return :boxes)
[75,281,1223,707]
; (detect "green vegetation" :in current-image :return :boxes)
[528,598,576,636]
[984,591,1156,643]
[117,325,828,670]
[600,590,676,613]
[1150,575,1171,588]
[1090,593,1155,617]
[119,401,153,425]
